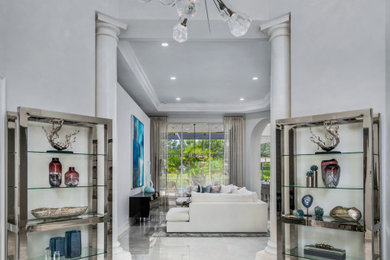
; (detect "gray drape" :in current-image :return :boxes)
[223,116,244,187]
[150,116,168,192]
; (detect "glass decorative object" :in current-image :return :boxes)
[65,230,82,258]
[227,12,251,37]
[176,0,200,18]
[315,206,324,219]
[173,19,188,43]
[49,158,62,187]
[65,167,79,187]
[321,159,340,188]
[302,194,313,217]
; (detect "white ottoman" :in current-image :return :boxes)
[166,207,190,222]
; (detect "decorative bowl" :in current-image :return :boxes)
[31,206,88,219]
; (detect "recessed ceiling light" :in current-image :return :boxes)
[161,42,169,47]
[176,97,181,101]
[170,76,177,80]
[240,98,245,101]
[252,76,259,80]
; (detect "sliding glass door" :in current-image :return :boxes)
[167,123,224,196]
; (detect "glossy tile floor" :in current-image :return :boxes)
[119,207,269,260]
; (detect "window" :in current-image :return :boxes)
[167,123,224,195]
[260,124,270,183]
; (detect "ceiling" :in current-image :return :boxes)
[117,2,271,115]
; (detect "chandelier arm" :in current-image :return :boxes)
[204,0,211,33]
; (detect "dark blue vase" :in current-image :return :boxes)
[65,230,82,258]
[50,237,65,257]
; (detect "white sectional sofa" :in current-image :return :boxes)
[166,190,268,233]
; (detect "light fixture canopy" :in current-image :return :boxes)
[170,76,177,80]
[240,97,245,101]
[161,42,169,47]
[140,0,251,43]
[176,97,181,101]
[252,76,259,80]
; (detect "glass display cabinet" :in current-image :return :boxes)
[276,109,380,260]
[7,107,112,260]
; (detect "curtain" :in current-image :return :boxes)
[150,117,168,193]
[223,116,244,187]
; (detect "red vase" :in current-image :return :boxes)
[49,158,62,187]
[65,167,79,187]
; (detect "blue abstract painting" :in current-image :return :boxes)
[132,116,144,188]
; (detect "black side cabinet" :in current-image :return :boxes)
[129,192,160,220]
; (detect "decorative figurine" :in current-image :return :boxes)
[310,165,319,187]
[42,119,79,152]
[321,159,341,187]
[330,206,362,222]
[294,209,305,218]
[49,158,62,187]
[302,194,313,217]
[309,121,340,152]
[306,170,314,187]
[314,206,324,219]
[64,167,79,187]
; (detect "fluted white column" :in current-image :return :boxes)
[0,77,7,260]
[96,13,131,260]
[256,14,291,260]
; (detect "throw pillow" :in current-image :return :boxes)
[210,185,221,193]
[200,185,211,193]
[220,184,238,193]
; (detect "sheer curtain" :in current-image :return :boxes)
[150,117,168,193]
[223,116,244,186]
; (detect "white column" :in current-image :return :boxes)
[256,14,291,260]
[0,78,7,260]
[96,13,131,260]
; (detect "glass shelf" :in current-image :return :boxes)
[283,247,366,260]
[28,185,106,190]
[28,151,107,156]
[281,215,364,232]
[282,151,363,157]
[282,185,363,191]
[29,247,106,260]
[26,213,108,233]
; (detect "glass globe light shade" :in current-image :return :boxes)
[176,0,200,18]
[159,0,175,6]
[173,22,188,43]
[227,11,251,37]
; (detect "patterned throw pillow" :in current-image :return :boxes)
[210,185,221,193]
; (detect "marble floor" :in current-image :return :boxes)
[119,207,269,260]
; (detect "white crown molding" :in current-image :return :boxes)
[118,41,270,114]
[118,40,160,109]
[156,92,270,113]
[96,12,127,30]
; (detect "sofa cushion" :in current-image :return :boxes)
[233,187,249,194]
[220,184,238,193]
[166,208,190,222]
[191,191,258,203]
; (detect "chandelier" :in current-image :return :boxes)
[139,0,252,43]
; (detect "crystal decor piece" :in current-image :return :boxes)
[173,19,188,43]
[176,0,200,18]
[49,158,62,187]
[227,12,251,37]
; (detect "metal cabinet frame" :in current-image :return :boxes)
[7,107,113,260]
[275,109,381,260]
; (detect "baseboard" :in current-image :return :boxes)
[118,220,131,240]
